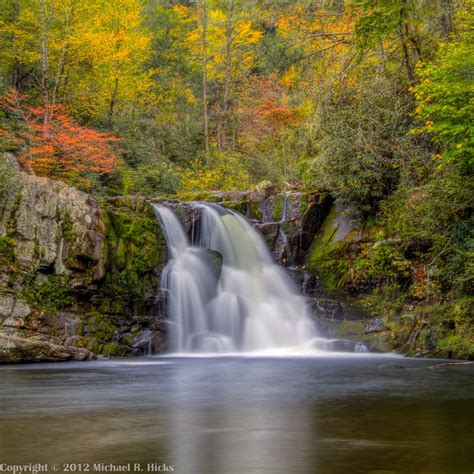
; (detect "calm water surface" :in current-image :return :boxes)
[0,354,473,474]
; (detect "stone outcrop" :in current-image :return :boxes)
[0,154,167,363]
[306,203,473,359]
[1,161,105,278]
[156,187,333,266]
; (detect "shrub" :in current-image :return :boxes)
[304,76,432,221]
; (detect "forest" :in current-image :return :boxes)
[0,0,473,356]
[1,2,474,470]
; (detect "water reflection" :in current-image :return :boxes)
[0,355,473,473]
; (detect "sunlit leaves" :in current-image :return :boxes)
[411,5,474,167]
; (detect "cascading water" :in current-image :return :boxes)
[154,202,317,353]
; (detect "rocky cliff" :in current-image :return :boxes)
[307,205,473,359]
[1,155,471,362]
[159,188,473,359]
[0,154,167,363]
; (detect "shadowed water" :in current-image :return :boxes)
[1,355,473,473]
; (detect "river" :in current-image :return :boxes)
[1,354,473,473]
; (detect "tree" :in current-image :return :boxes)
[187,1,262,150]
[1,89,120,178]
[411,1,474,168]
[304,77,432,221]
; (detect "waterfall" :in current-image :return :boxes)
[153,202,317,354]
[281,193,290,221]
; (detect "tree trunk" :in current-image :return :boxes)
[221,0,235,150]
[40,0,53,125]
[198,0,210,160]
[11,0,20,88]
[440,0,455,37]
[398,4,414,83]
[108,76,119,129]
[52,0,75,104]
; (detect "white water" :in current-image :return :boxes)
[153,203,317,353]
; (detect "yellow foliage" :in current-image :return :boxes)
[181,154,250,192]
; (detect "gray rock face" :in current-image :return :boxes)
[12,173,105,277]
[0,331,94,363]
[364,318,385,334]
[1,154,106,279]
[0,295,31,326]
[1,159,103,362]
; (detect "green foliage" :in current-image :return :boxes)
[354,243,411,286]
[122,161,182,197]
[304,76,432,221]
[25,268,73,310]
[358,282,407,318]
[0,236,16,265]
[180,150,251,193]
[398,298,474,359]
[351,0,407,48]
[411,4,474,168]
[382,164,473,294]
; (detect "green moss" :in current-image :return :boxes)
[102,342,130,357]
[333,320,366,337]
[220,201,248,214]
[0,236,16,264]
[308,207,352,291]
[300,193,312,218]
[24,268,73,310]
[246,201,263,220]
[62,211,75,241]
[361,295,474,359]
[73,312,134,357]
[98,199,166,315]
[272,195,285,221]
[174,190,221,202]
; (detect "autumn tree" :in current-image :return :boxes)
[1,89,119,179]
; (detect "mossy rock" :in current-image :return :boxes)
[308,207,353,292]
[246,201,263,220]
[0,236,16,265]
[272,194,285,221]
[220,201,248,215]
[392,298,474,359]
[98,199,166,313]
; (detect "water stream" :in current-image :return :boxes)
[153,203,316,353]
[1,356,473,473]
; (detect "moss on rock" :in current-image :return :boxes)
[98,198,166,315]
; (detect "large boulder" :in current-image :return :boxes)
[0,154,168,362]
[13,174,105,278]
[0,331,94,363]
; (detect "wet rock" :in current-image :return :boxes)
[311,337,364,352]
[254,223,280,252]
[132,328,154,354]
[364,318,385,334]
